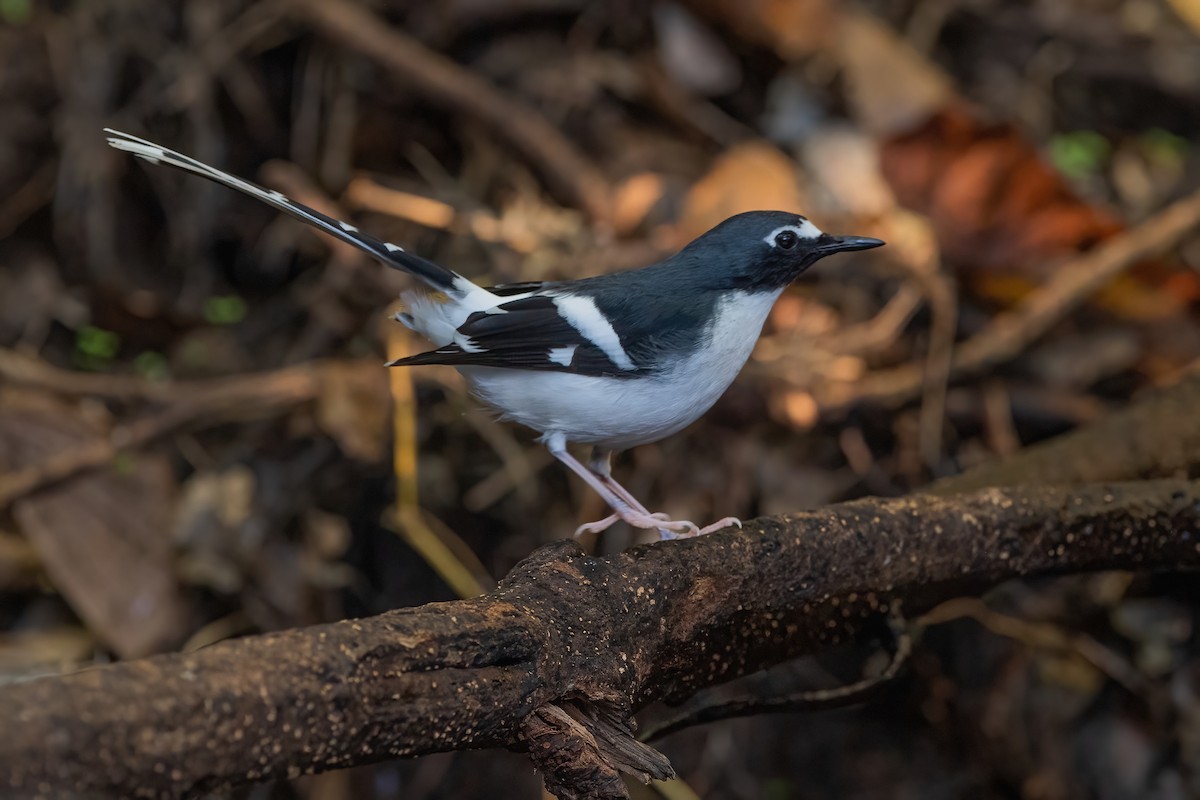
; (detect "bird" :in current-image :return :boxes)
[104,128,884,540]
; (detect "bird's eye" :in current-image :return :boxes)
[774,230,798,250]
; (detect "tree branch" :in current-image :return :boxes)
[3,478,1199,798]
[929,372,1200,494]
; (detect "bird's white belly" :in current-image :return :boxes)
[459,290,780,450]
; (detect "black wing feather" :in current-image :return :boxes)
[389,294,641,377]
[485,280,557,297]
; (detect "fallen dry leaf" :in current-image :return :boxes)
[611,172,666,236]
[677,141,808,242]
[682,0,837,60]
[1166,0,1200,34]
[803,127,896,218]
[880,105,1200,319]
[834,11,1200,320]
[653,2,742,96]
[835,10,955,139]
[0,396,188,658]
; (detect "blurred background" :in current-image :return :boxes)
[2,0,1200,797]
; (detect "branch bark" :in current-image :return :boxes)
[3,478,1199,799]
[929,372,1200,494]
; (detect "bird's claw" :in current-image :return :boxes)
[659,515,741,539]
[575,514,620,536]
[697,516,742,536]
[571,513,676,537]
[577,511,741,541]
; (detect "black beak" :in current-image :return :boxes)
[815,234,885,255]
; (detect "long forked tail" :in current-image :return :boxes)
[104,128,468,295]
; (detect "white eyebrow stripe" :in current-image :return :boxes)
[764,219,824,246]
[552,295,636,371]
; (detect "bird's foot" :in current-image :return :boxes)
[575,514,618,536]
[574,511,670,537]
[574,511,742,540]
[698,516,742,536]
[658,516,742,540]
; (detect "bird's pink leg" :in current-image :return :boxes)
[547,440,740,540]
[547,443,695,537]
[587,449,740,537]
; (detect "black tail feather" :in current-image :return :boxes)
[104,128,463,294]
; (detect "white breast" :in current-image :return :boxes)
[460,290,782,450]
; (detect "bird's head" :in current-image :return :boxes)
[678,210,884,291]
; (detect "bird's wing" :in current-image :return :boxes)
[388,292,645,378]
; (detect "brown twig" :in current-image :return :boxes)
[880,215,958,469]
[343,175,544,253]
[285,0,613,224]
[0,363,321,509]
[821,282,923,357]
[918,597,1151,696]
[0,347,182,402]
[813,187,1200,414]
[929,371,1200,494]
[0,160,57,241]
[639,607,912,740]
